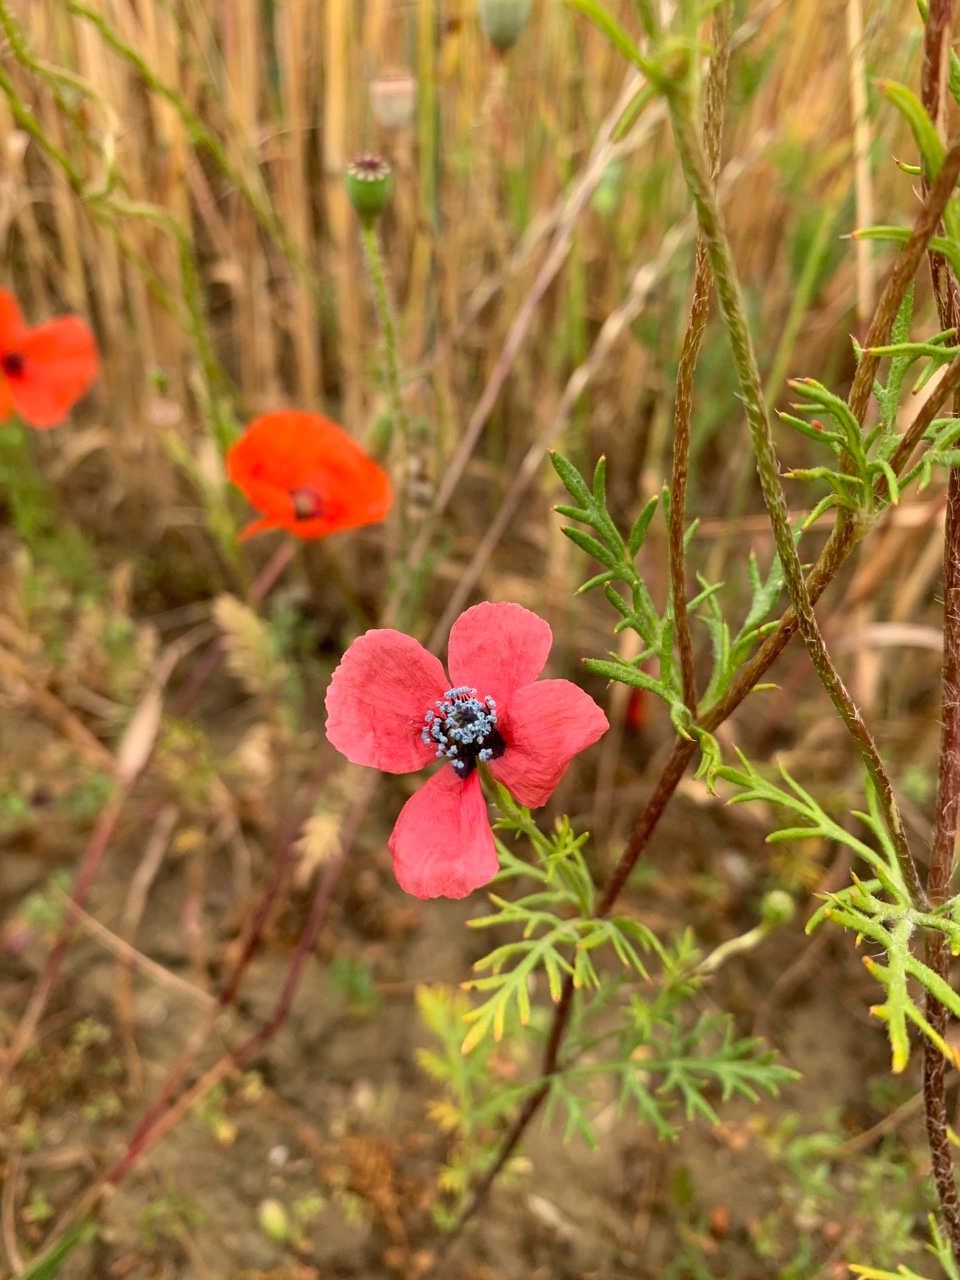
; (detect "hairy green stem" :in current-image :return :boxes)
[360,222,412,553]
[669,3,731,713]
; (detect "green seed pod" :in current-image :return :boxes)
[345,154,394,224]
[478,0,533,53]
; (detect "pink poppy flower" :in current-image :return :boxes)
[324,602,609,899]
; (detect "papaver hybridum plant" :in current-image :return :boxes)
[0,289,99,427]
[227,409,392,541]
[325,601,609,898]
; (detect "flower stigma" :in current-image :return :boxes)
[2,352,25,378]
[289,485,326,520]
[422,685,505,780]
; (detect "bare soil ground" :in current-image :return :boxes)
[2,770,920,1280]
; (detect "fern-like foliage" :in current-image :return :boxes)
[717,751,960,1073]
[550,449,787,777]
[460,782,666,1053]
[549,981,797,1147]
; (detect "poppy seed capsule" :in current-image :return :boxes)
[478,0,532,52]
[369,69,418,132]
[345,154,394,224]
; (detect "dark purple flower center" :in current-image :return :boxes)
[2,351,25,379]
[422,686,506,780]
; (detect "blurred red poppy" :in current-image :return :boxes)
[0,290,99,428]
[227,410,393,541]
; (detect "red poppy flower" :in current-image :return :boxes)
[0,290,99,428]
[324,602,609,899]
[227,410,393,541]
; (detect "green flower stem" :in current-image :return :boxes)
[664,77,927,912]
[360,221,412,553]
[669,2,731,713]
[694,921,777,976]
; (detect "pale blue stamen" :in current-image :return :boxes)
[421,685,500,778]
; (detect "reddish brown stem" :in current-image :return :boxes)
[0,783,132,1093]
[669,7,731,714]
[924,447,960,1266]
[848,135,960,426]
[919,2,960,1262]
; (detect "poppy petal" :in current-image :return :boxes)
[7,316,100,427]
[490,678,608,807]
[0,291,26,344]
[447,601,552,711]
[389,767,498,899]
[227,410,392,540]
[325,628,446,773]
[238,516,278,541]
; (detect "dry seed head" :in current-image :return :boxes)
[369,68,418,132]
[478,0,533,52]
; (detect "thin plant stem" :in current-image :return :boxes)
[669,1,731,712]
[360,220,413,552]
[848,136,960,426]
[0,783,132,1094]
[919,0,960,1260]
[924,468,960,1264]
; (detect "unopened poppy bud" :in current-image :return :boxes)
[345,153,393,224]
[760,889,795,929]
[370,69,418,132]
[478,0,532,52]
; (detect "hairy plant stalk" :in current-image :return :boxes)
[924,459,960,1264]
[670,235,706,711]
[919,0,960,1259]
[360,221,413,552]
[669,3,731,712]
